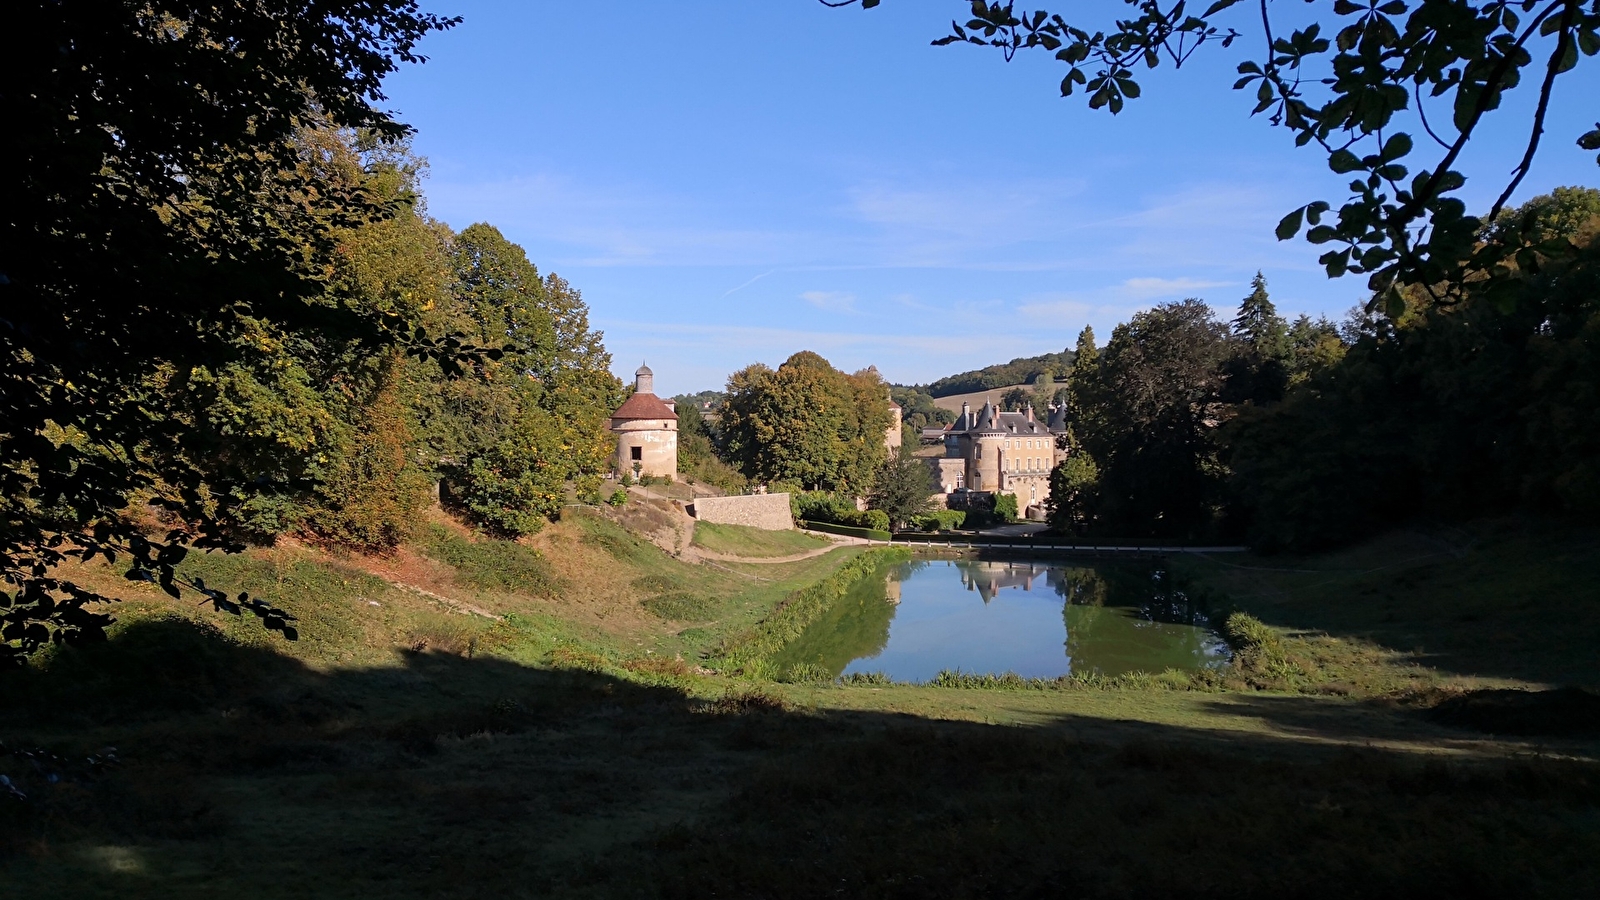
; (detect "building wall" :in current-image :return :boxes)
[926,457,965,493]
[885,405,903,451]
[690,493,794,531]
[613,419,677,479]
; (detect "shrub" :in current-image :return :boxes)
[914,509,967,531]
[1222,612,1293,676]
[778,662,834,684]
[792,491,888,531]
[607,488,628,506]
[993,493,1019,523]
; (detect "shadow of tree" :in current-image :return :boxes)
[3,618,1599,899]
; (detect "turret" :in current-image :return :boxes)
[634,363,655,395]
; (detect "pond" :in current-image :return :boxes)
[770,558,1231,682]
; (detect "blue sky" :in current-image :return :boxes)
[382,1,1600,396]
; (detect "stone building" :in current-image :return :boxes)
[609,364,677,480]
[927,399,1069,520]
[886,398,903,451]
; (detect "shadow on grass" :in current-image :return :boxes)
[3,618,1599,899]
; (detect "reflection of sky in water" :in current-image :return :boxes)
[840,560,1229,682]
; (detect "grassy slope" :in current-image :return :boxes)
[1172,519,1600,689]
[690,522,830,558]
[4,518,1599,898]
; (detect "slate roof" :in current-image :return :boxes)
[948,400,1052,436]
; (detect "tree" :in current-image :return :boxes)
[720,352,892,493]
[1000,386,1033,411]
[1072,300,1233,538]
[417,224,622,535]
[1228,187,1600,549]
[2,2,459,662]
[1223,272,1290,405]
[868,449,936,530]
[832,1,1600,309]
[1045,436,1101,535]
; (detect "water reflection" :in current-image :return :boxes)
[773,558,1230,682]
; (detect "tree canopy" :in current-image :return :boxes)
[719,352,893,493]
[832,0,1600,310]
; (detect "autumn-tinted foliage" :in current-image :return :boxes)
[0,2,461,662]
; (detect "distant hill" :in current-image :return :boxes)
[911,350,1076,398]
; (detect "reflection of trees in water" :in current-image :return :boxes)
[1052,564,1229,675]
[768,563,899,676]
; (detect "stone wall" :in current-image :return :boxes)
[689,493,794,531]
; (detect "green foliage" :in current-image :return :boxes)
[720,352,891,493]
[1,3,457,660]
[607,489,629,507]
[417,224,622,536]
[1230,189,1600,549]
[794,492,890,531]
[1072,300,1233,539]
[999,386,1033,411]
[888,386,955,431]
[992,493,1019,523]
[777,662,834,684]
[913,509,967,531]
[921,349,1075,398]
[867,449,935,530]
[414,524,560,596]
[304,360,430,551]
[712,548,909,672]
[1045,440,1101,535]
[850,1,1600,296]
[1222,272,1291,407]
[1221,612,1291,677]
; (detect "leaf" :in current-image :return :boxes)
[1276,207,1305,240]
[1202,0,1244,16]
[1329,149,1363,173]
[1380,132,1412,161]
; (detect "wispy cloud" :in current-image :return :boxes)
[800,290,857,313]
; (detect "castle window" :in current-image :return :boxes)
[630,446,642,461]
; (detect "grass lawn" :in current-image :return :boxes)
[3,516,1598,897]
[690,521,831,558]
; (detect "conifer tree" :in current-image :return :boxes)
[1232,272,1289,359]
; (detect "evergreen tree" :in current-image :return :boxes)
[1225,273,1291,405]
[1233,272,1289,359]
[1072,326,1099,372]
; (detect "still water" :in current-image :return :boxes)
[771,558,1230,682]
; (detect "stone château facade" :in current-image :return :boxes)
[928,399,1070,520]
[609,364,677,480]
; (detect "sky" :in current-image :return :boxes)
[380,1,1600,396]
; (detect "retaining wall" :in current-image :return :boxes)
[690,493,794,531]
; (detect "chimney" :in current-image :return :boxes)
[664,399,676,413]
[1026,405,1035,423]
[961,401,970,426]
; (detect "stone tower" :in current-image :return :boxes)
[609,364,678,480]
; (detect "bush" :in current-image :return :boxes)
[914,509,967,532]
[1222,612,1293,677]
[792,491,887,531]
[607,488,628,506]
[778,662,833,684]
[993,493,1019,523]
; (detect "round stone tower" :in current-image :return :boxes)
[609,364,678,480]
